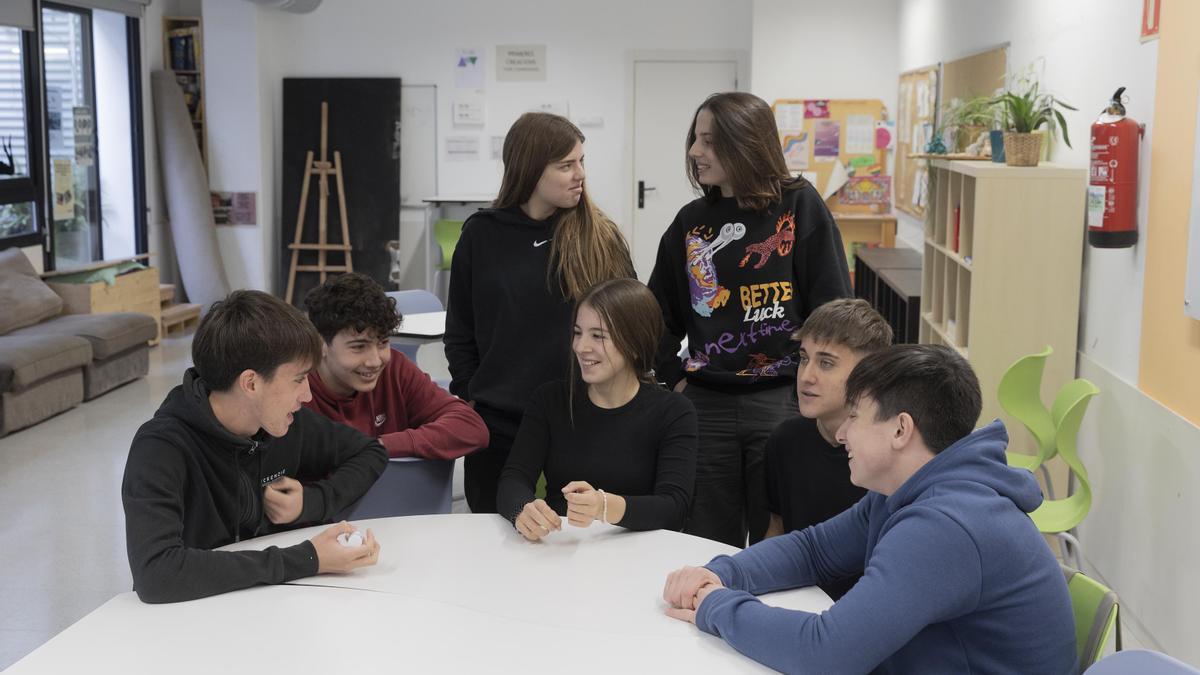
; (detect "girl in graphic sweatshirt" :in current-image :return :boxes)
[648,92,851,548]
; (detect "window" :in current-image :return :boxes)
[43,4,100,267]
[41,3,145,269]
[0,23,41,247]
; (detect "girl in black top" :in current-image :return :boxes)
[445,113,634,513]
[648,92,852,548]
[497,278,698,539]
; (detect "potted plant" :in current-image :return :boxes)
[993,79,1076,167]
[941,95,998,154]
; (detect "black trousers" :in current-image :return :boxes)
[682,382,797,548]
[464,407,520,514]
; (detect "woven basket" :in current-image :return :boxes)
[1003,132,1043,167]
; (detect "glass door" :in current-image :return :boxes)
[43,3,100,269]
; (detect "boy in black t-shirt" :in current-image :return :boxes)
[764,298,892,598]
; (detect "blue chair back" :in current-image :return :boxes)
[1085,650,1200,674]
[342,458,455,519]
[387,289,443,314]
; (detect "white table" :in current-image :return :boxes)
[8,515,832,673]
[391,310,446,339]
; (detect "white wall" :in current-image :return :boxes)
[751,0,898,119]
[898,0,1200,662]
[898,0,1156,382]
[244,0,751,294]
[201,0,269,291]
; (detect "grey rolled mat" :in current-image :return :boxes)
[151,69,231,309]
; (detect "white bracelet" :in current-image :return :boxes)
[599,489,608,524]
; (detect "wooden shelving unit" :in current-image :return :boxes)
[163,16,206,165]
[920,159,1086,458]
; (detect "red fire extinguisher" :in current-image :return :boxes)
[1088,87,1142,248]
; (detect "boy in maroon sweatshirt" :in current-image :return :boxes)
[303,273,488,459]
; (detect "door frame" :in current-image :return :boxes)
[623,50,749,245]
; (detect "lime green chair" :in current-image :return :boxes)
[434,219,464,271]
[1031,378,1100,568]
[1062,564,1121,673]
[432,219,464,305]
[1000,346,1058,498]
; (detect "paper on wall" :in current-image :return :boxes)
[875,120,896,150]
[845,114,875,155]
[822,160,850,201]
[774,103,804,133]
[454,48,485,89]
[814,120,840,159]
[782,132,809,170]
[446,136,480,161]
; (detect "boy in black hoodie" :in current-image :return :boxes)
[121,290,388,603]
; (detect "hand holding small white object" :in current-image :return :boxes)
[310,521,380,574]
[514,498,562,541]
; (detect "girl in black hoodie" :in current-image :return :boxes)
[444,112,634,513]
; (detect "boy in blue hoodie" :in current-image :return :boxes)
[663,344,1076,674]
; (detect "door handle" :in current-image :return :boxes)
[638,180,656,209]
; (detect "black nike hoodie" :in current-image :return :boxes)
[121,368,387,603]
[444,206,576,435]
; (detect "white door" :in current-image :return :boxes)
[631,59,739,281]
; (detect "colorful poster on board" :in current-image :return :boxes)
[782,132,810,170]
[805,100,830,118]
[813,120,840,160]
[838,176,892,206]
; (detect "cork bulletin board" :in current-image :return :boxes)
[896,65,940,217]
[771,98,889,215]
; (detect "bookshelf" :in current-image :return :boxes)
[920,159,1086,459]
[163,16,206,164]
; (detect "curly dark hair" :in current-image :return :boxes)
[303,273,400,343]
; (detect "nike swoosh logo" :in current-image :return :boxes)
[533,239,549,247]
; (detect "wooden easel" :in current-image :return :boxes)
[284,101,353,303]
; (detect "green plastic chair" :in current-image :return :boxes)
[1062,564,1121,674]
[434,219,464,271]
[1000,346,1057,498]
[1031,378,1100,568]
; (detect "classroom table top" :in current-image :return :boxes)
[8,514,832,674]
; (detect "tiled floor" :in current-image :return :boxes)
[0,337,190,669]
[0,335,461,669]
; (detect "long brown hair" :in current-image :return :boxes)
[495,112,634,302]
[568,278,664,418]
[686,92,803,212]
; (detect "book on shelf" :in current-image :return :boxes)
[166,26,200,71]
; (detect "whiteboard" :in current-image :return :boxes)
[401,84,437,205]
[1186,83,1200,321]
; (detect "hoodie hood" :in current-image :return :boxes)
[156,368,262,451]
[887,419,1044,515]
[468,206,558,231]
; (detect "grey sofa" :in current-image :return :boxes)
[0,247,158,436]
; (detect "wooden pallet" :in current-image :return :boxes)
[161,302,202,336]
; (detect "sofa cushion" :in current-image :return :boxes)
[0,248,63,335]
[9,312,157,360]
[0,335,92,391]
